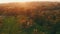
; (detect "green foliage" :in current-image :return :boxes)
[0,15,60,34]
[0,16,19,34]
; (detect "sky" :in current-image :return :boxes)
[0,0,60,3]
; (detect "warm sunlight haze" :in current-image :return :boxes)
[0,0,60,3]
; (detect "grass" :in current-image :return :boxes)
[0,16,19,34]
[0,16,60,34]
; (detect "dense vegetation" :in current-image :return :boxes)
[0,2,60,34]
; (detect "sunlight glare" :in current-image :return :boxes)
[0,0,60,3]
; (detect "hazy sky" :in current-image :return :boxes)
[0,0,60,3]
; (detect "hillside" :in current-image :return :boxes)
[0,2,60,34]
[0,2,60,16]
